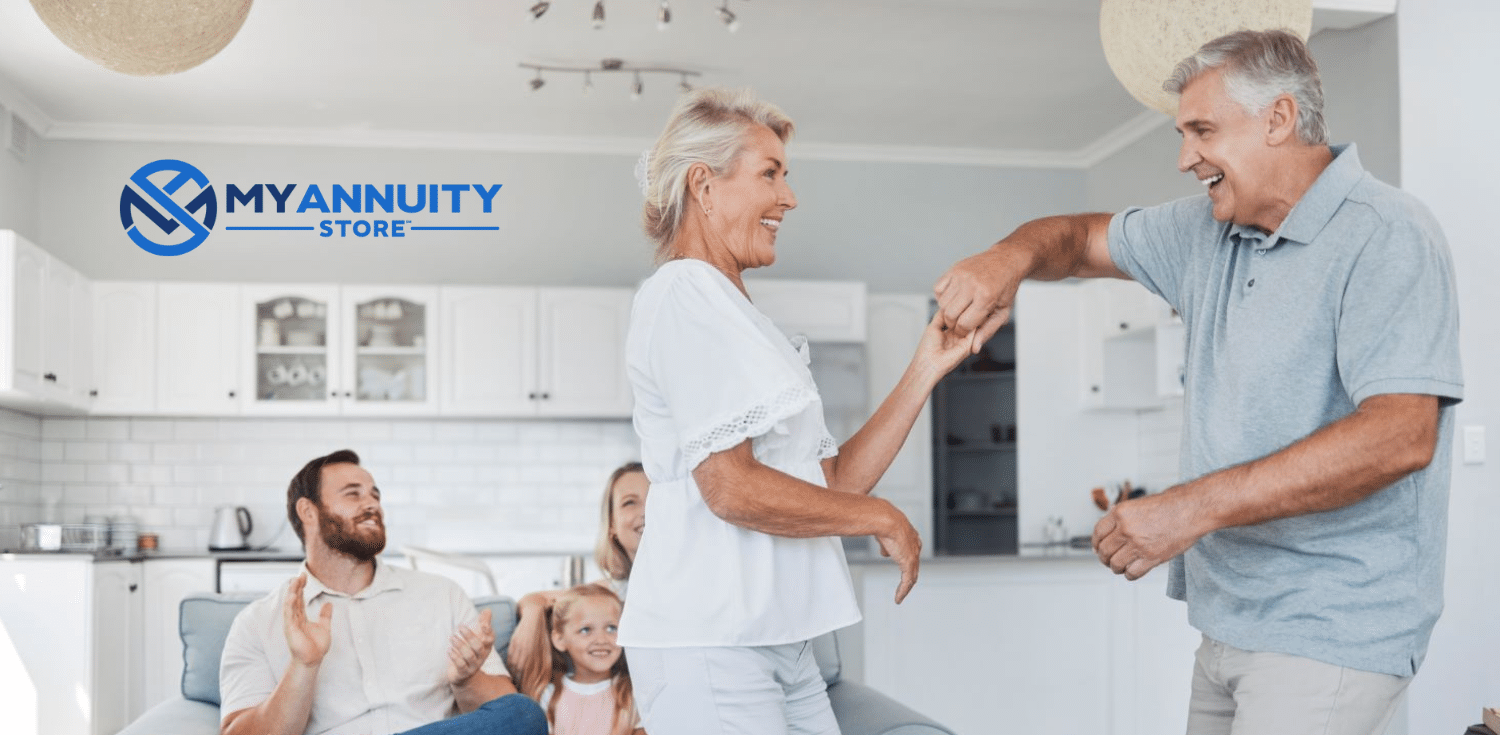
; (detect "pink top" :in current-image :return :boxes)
[544,675,627,735]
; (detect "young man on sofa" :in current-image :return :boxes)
[219,449,548,735]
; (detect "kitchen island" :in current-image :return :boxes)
[842,551,1199,735]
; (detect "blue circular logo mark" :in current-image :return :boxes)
[119,159,218,256]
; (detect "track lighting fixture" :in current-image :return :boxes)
[519,59,702,100]
[527,1,744,33]
[717,0,738,32]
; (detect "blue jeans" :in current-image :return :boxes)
[399,694,548,735]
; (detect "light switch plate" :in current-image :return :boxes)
[1462,425,1485,465]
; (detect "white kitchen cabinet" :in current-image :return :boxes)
[856,558,1197,735]
[92,560,144,732]
[1080,278,1178,410]
[90,282,158,415]
[745,278,867,342]
[156,283,243,415]
[0,556,142,735]
[440,286,632,417]
[140,558,216,712]
[0,230,92,413]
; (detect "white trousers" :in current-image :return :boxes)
[1186,635,1411,735]
[625,642,840,735]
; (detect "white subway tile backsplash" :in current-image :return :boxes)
[173,419,221,441]
[64,441,109,462]
[19,410,636,554]
[42,419,87,440]
[85,419,132,441]
[86,464,132,483]
[130,418,176,441]
[64,485,112,505]
[40,438,63,462]
[348,423,394,441]
[391,423,435,441]
[130,465,174,484]
[42,464,87,483]
[109,442,154,463]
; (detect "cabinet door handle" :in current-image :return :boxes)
[344,391,353,398]
[89,389,98,397]
[540,392,550,400]
[228,390,236,398]
[43,373,57,382]
[330,390,339,398]
[528,392,538,400]
[128,583,138,592]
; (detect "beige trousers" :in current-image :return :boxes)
[1186,635,1411,735]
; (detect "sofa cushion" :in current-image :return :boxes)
[177,592,518,705]
[180,594,263,705]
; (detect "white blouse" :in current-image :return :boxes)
[617,259,861,648]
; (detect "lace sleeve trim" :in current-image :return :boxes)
[682,383,822,470]
[817,433,838,460]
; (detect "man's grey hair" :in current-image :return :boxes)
[641,87,794,261]
[1165,29,1328,145]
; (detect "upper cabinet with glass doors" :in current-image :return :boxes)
[341,286,437,415]
[241,285,340,414]
[241,285,437,415]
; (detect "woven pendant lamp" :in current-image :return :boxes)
[29,0,254,76]
[1100,0,1312,115]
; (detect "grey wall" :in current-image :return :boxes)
[1087,16,1402,213]
[0,123,41,240]
[36,140,1083,293]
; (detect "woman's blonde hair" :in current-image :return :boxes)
[594,461,644,581]
[514,585,634,734]
[641,87,794,261]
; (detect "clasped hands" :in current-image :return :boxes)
[282,574,495,687]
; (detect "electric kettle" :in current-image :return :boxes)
[209,505,253,551]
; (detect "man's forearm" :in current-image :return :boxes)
[999,214,1108,281]
[1174,394,1440,534]
[453,673,518,713]
[221,660,319,735]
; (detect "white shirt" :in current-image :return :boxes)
[219,559,507,735]
[618,259,861,648]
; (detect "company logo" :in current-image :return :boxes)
[119,159,218,256]
[118,158,503,255]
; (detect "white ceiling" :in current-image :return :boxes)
[0,0,1393,164]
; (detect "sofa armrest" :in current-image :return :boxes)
[116,697,221,735]
[828,680,956,735]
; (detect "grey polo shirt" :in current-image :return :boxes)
[1108,144,1463,676]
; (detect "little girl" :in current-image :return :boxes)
[514,584,639,735]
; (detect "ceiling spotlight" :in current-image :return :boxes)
[657,1,672,30]
[631,71,644,101]
[592,0,605,29]
[529,69,545,91]
[527,1,550,21]
[717,1,738,32]
[678,73,692,93]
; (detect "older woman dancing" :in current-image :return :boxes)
[620,88,969,735]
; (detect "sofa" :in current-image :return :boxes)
[118,592,955,735]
